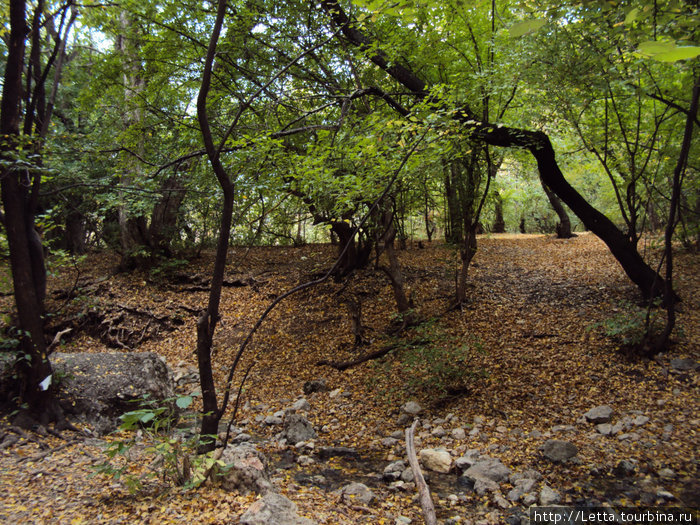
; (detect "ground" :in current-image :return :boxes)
[0,233,698,524]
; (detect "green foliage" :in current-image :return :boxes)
[372,319,488,397]
[590,301,667,348]
[93,395,229,493]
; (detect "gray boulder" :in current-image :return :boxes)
[239,493,315,525]
[541,439,578,463]
[51,351,175,433]
[282,413,316,445]
[336,482,376,505]
[463,456,511,483]
[539,485,561,505]
[402,401,423,415]
[670,358,698,372]
[220,443,272,495]
[584,405,614,424]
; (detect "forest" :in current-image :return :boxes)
[0,0,698,523]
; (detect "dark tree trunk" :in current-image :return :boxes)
[492,191,505,233]
[0,0,63,424]
[376,206,412,315]
[64,210,86,254]
[444,162,462,244]
[149,175,186,257]
[331,220,371,278]
[539,174,574,238]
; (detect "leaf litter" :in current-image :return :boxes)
[0,232,697,523]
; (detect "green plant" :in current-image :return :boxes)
[590,301,666,348]
[148,258,189,280]
[93,394,229,492]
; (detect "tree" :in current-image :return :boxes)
[1,0,76,425]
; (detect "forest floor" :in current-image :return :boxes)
[0,233,698,524]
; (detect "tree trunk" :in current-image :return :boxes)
[149,175,186,257]
[539,174,573,238]
[377,207,412,315]
[444,162,462,244]
[492,191,505,233]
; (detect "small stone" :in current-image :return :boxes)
[656,489,675,500]
[613,459,637,477]
[523,493,538,506]
[337,482,376,505]
[390,430,404,439]
[291,398,310,411]
[469,427,480,437]
[400,468,414,482]
[541,440,578,463]
[529,429,543,439]
[431,426,446,438]
[419,448,452,473]
[395,517,412,525]
[463,456,511,483]
[596,423,613,436]
[473,477,499,495]
[297,455,314,466]
[329,388,342,398]
[658,468,676,479]
[493,492,510,509]
[264,415,283,425]
[496,426,508,434]
[454,449,481,472]
[383,460,406,481]
[632,415,649,427]
[584,405,614,424]
[451,428,466,440]
[402,401,423,415]
[539,485,561,505]
[382,437,399,447]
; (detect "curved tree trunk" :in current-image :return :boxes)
[320,0,669,300]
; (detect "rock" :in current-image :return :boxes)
[290,398,311,412]
[336,482,376,505]
[302,379,327,395]
[220,444,272,494]
[419,448,452,473]
[51,351,175,434]
[401,467,415,482]
[658,468,676,479]
[383,460,406,481]
[390,430,404,440]
[541,439,578,463]
[282,413,316,445]
[431,426,446,438]
[232,433,253,444]
[297,455,314,466]
[596,423,613,436]
[613,459,637,477]
[584,405,614,424]
[381,437,399,447]
[402,401,423,415]
[507,478,537,502]
[539,485,561,505]
[265,415,284,425]
[454,449,481,472]
[632,415,649,427]
[463,456,511,483]
[395,517,412,525]
[523,493,538,506]
[509,469,542,484]
[451,428,466,440]
[328,388,342,398]
[656,489,675,500]
[239,493,316,525]
[670,358,699,372]
[473,477,499,495]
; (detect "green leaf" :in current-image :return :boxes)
[653,47,700,62]
[176,395,193,409]
[637,40,676,55]
[624,8,639,25]
[509,19,546,38]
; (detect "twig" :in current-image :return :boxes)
[405,420,437,525]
